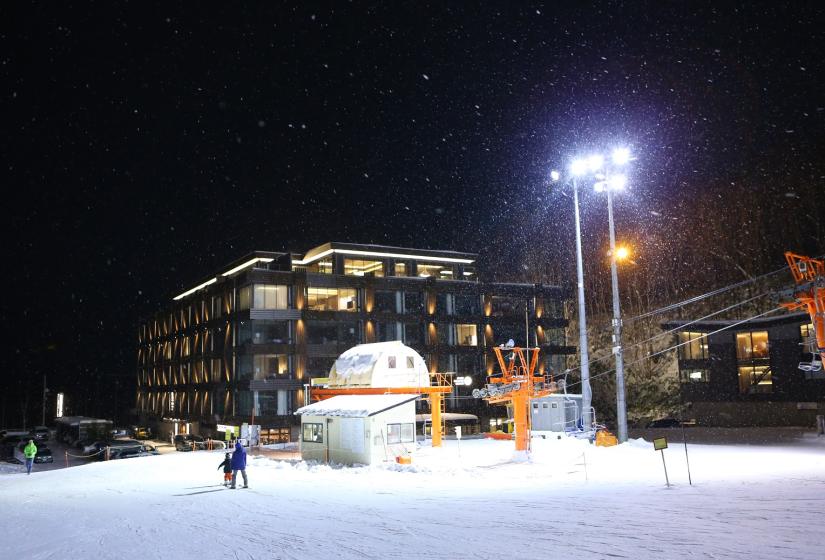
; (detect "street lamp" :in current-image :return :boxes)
[555,147,633,443]
[550,162,593,432]
[598,154,630,444]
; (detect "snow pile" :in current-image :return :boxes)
[1,434,824,559]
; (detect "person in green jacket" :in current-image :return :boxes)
[23,439,37,475]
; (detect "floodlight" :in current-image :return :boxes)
[587,154,604,172]
[609,174,627,190]
[615,246,630,260]
[571,159,588,176]
[612,147,631,165]
[550,170,561,182]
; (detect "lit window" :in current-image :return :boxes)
[344,258,384,277]
[738,365,772,394]
[736,331,769,360]
[680,369,709,383]
[677,332,709,360]
[417,263,443,277]
[395,262,407,277]
[253,285,288,309]
[302,423,323,443]
[456,324,477,346]
[305,257,333,274]
[307,287,358,311]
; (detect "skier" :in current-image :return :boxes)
[229,440,247,489]
[217,452,232,487]
[23,439,37,475]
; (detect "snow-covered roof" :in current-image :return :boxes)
[328,341,430,388]
[295,394,419,418]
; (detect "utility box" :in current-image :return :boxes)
[530,394,583,433]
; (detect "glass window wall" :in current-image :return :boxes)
[491,296,526,317]
[403,323,422,345]
[417,263,444,277]
[253,354,288,379]
[306,257,333,274]
[374,290,400,313]
[344,258,384,277]
[404,292,423,313]
[307,287,358,311]
[455,294,481,315]
[238,286,251,310]
[306,321,339,345]
[253,284,288,309]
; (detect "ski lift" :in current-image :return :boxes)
[798,337,823,372]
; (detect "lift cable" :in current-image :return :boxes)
[623,253,825,325]
[578,291,772,374]
[563,305,786,392]
[623,268,787,324]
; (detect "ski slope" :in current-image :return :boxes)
[2,435,824,559]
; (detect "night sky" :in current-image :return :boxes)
[2,3,824,424]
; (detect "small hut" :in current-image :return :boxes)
[295,394,418,465]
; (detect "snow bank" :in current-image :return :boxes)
[2,434,824,559]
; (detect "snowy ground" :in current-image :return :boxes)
[2,434,824,560]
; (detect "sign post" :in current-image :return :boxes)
[653,437,670,487]
[454,426,462,458]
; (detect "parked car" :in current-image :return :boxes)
[81,440,111,456]
[646,418,683,428]
[34,447,53,463]
[174,434,205,451]
[32,426,50,442]
[131,426,152,440]
[106,439,144,460]
[140,444,160,455]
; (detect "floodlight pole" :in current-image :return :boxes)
[572,177,593,431]
[606,187,628,443]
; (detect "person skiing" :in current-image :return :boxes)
[229,440,247,489]
[23,439,37,475]
[217,452,232,487]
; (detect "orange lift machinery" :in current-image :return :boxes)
[473,345,556,454]
[310,374,453,447]
[780,252,825,371]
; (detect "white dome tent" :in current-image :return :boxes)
[327,341,429,389]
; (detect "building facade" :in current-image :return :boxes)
[664,312,825,426]
[136,242,573,441]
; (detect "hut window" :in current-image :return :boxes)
[406,356,414,369]
[387,423,414,444]
[302,423,324,443]
[388,356,397,368]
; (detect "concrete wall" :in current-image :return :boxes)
[687,400,823,427]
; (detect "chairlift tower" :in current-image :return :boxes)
[472,345,556,455]
[780,252,825,369]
